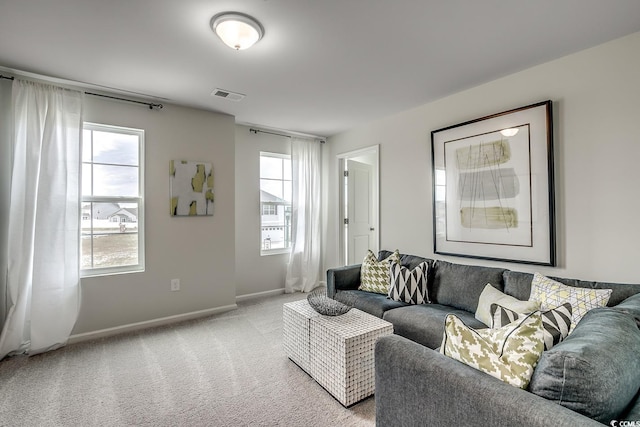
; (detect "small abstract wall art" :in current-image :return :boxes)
[431,101,555,265]
[170,160,214,216]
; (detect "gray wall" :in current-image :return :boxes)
[73,96,236,335]
[234,125,290,297]
[325,31,640,284]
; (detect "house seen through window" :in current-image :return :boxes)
[81,123,145,276]
[260,152,292,254]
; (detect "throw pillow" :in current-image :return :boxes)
[440,311,544,389]
[490,302,572,350]
[358,249,400,294]
[528,308,640,424]
[475,283,540,326]
[529,272,612,329]
[387,260,429,304]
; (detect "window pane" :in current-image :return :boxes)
[260,152,292,253]
[283,158,292,180]
[260,156,282,179]
[82,129,92,162]
[84,233,139,268]
[283,181,292,203]
[93,165,138,197]
[82,163,92,196]
[92,131,139,166]
[81,202,140,269]
[260,179,283,200]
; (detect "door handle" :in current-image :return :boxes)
[369,227,375,231]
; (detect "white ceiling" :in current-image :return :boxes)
[1,1,640,137]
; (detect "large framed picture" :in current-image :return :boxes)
[431,101,555,265]
[170,160,214,216]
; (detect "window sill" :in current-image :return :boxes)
[261,249,291,257]
[81,266,145,278]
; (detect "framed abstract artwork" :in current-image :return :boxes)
[170,160,214,216]
[431,101,555,265]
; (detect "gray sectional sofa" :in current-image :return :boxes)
[326,250,640,426]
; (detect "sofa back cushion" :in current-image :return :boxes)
[528,308,640,424]
[378,250,433,271]
[430,260,505,313]
[503,270,640,306]
[622,394,640,423]
[613,293,640,327]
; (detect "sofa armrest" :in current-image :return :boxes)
[326,264,361,298]
[375,335,601,427]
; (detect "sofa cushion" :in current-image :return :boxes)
[358,249,399,294]
[529,272,612,329]
[613,293,640,327]
[528,308,640,424]
[475,283,540,326]
[622,394,640,422]
[387,260,429,304]
[378,250,434,271]
[503,270,640,306]
[491,302,572,350]
[441,312,544,389]
[382,304,486,349]
[335,290,406,318]
[431,260,506,313]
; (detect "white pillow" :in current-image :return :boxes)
[475,283,540,326]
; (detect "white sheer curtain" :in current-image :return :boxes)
[0,80,82,359]
[285,137,322,293]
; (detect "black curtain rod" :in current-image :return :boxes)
[250,127,325,143]
[1,75,162,110]
[85,92,163,110]
[250,128,290,138]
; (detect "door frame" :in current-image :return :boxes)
[337,145,380,266]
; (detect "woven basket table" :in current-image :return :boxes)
[284,299,393,406]
[283,299,322,373]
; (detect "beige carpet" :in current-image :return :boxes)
[0,293,375,426]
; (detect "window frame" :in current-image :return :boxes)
[81,122,145,277]
[259,151,292,256]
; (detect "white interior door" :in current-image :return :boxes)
[347,159,374,264]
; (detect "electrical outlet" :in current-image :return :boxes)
[170,279,180,291]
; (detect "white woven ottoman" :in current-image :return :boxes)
[309,308,393,406]
[283,300,321,373]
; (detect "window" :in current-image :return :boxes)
[260,152,291,254]
[81,123,144,276]
[262,204,277,215]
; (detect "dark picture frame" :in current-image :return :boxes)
[431,101,555,266]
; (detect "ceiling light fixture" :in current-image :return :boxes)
[500,128,519,137]
[211,12,264,50]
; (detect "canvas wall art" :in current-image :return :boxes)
[431,101,555,265]
[170,160,214,216]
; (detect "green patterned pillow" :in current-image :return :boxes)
[529,272,612,329]
[358,250,400,294]
[440,311,544,389]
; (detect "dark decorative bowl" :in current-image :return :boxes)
[307,288,355,316]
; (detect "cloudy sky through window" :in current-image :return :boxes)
[82,129,139,197]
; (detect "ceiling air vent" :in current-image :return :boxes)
[211,88,245,101]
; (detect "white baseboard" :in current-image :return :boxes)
[236,288,285,303]
[68,303,238,345]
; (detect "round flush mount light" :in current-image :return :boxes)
[500,128,519,137]
[211,12,264,50]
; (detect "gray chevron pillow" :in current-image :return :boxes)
[490,302,572,350]
[387,260,429,304]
